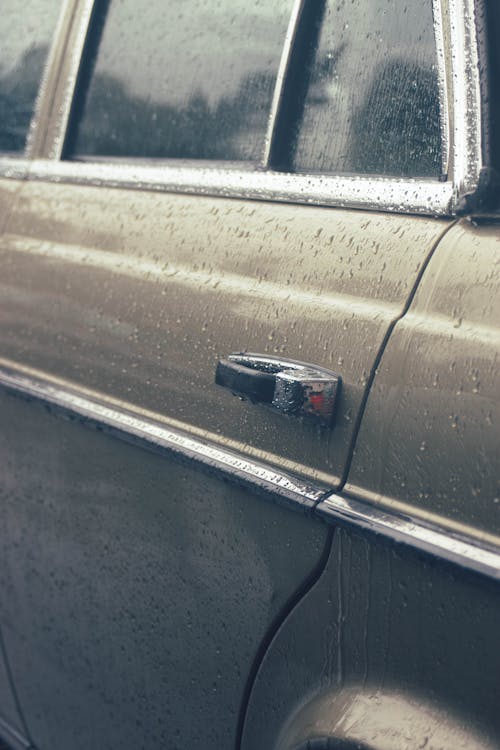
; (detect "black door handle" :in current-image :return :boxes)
[215,353,341,425]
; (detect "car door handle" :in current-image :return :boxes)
[215,353,341,425]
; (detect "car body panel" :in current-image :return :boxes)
[345,218,500,543]
[0,385,330,750]
[0,178,451,484]
[0,166,452,750]
[242,527,500,750]
[0,162,454,750]
[241,216,500,749]
[0,0,498,747]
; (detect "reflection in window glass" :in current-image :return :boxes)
[0,0,61,153]
[71,0,293,162]
[293,0,442,178]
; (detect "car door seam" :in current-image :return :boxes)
[337,217,460,491]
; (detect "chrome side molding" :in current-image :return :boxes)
[0,362,499,580]
[0,364,326,514]
[317,493,500,581]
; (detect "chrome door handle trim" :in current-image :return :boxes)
[215,353,341,426]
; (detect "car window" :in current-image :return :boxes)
[0,0,62,154]
[69,0,294,162]
[67,0,442,182]
[292,0,442,178]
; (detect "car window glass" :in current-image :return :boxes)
[70,0,294,162]
[292,0,442,178]
[0,0,62,154]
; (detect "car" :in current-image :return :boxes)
[0,0,499,749]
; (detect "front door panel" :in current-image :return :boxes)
[1,181,450,482]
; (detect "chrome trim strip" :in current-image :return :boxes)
[1,364,498,577]
[433,0,450,178]
[0,159,29,180]
[318,493,500,581]
[0,366,325,512]
[25,0,79,158]
[47,0,96,159]
[263,0,306,166]
[25,159,454,215]
[447,0,483,196]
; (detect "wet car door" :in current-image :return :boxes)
[0,1,467,749]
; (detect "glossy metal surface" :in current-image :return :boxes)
[0,386,329,750]
[318,492,500,581]
[2,360,499,582]
[43,0,96,159]
[346,218,500,541]
[25,0,79,158]
[243,528,500,749]
[24,158,455,215]
[0,180,23,233]
[433,0,451,177]
[447,0,483,196]
[263,0,306,166]
[0,2,495,747]
[217,353,341,425]
[0,361,326,511]
[275,689,494,750]
[0,182,451,486]
[0,161,28,181]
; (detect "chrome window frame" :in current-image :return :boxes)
[25,0,81,158]
[0,0,77,170]
[263,0,307,166]
[0,0,486,217]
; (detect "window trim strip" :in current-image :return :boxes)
[263,0,307,167]
[447,0,483,196]
[10,157,454,215]
[433,0,451,179]
[44,0,97,160]
[25,0,80,159]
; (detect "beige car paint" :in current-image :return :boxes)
[0,179,452,486]
[346,218,500,544]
